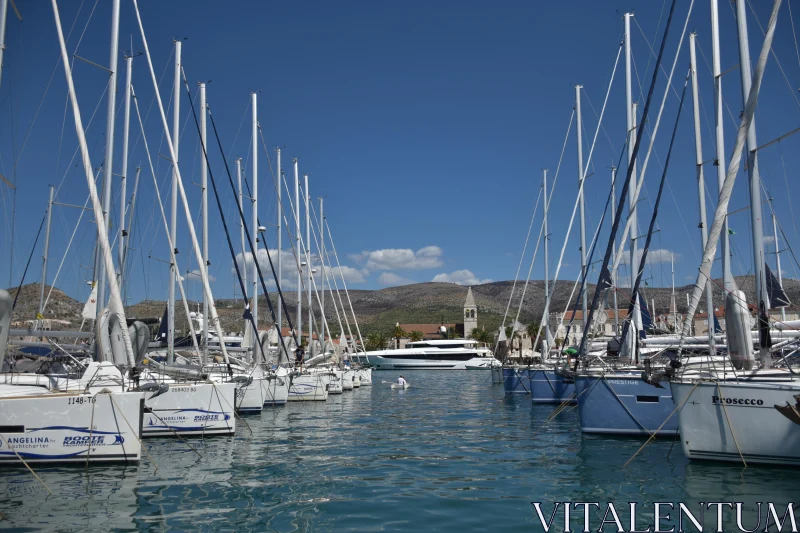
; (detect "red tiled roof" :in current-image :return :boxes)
[695,309,726,318]
[273,327,351,341]
[560,309,629,321]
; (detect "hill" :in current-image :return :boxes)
[7,275,800,337]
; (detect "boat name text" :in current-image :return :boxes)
[711,396,764,406]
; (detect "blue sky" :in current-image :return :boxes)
[2,0,800,308]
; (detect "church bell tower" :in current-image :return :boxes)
[464,287,478,335]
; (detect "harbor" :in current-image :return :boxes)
[2,0,800,530]
[1,371,797,531]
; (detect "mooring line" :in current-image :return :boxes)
[624,380,700,468]
[109,394,159,472]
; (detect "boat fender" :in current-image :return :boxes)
[134,382,170,400]
[231,375,253,387]
[641,371,666,388]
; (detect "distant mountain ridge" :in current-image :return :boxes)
[7,276,799,336]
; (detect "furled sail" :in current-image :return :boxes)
[765,263,790,308]
[640,298,653,338]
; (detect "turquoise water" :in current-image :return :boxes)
[0,371,796,532]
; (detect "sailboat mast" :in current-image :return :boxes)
[200,82,208,361]
[543,169,551,355]
[121,167,141,291]
[711,0,734,291]
[305,174,312,354]
[671,253,677,329]
[295,159,302,343]
[734,0,771,364]
[319,196,325,352]
[624,13,643,338]
[131,0,233,365]
[611,166,620,334]
[38,185,54,317]
[251,92,259,356]
[52,0,135,367]
[167,39,181,365]
[0,0,10,289]
[0,0,7,90]
[773,213,785,322]
[276,148,282,353]
[689,32,716,353]
[118,55,132,277]
[96,0,120,316]
[575,85,588,328]
[237,158,247,299]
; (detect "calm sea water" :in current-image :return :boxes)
[0,371,796,532]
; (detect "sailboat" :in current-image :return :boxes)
[670,0,800,465]
[571,6,712,437]
[0,290,146,463]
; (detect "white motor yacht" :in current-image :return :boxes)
[364,339,498,370]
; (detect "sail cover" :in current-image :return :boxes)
[765,263,790,308]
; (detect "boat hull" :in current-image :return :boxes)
[324,371,344,394]
[358,368,372,385]
[0,391,144,464]
[260,374,289,406]
[671,380,800,465]
[365,355,497,370]
[575,373,678,436]
[235,380,265,414]
[502,367,531,394]
[288,374,328,401]
[342,372,354,390]
[531,369,577,404]
[142,383,236,437]
[491,366,503,384]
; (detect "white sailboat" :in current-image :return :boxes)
[671,0,800,465]
[1,292,145,464]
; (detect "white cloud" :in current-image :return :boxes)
[378,272,416,286]
[187,269,216,283]
[324,265,368,284]
[351,245,443,270]
[765,235,776,244]
[232,250,366,290]
[619,248,678,266]
[432,269,492,286]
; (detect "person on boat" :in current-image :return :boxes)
[396,375,407,387]
[295,344,305,367]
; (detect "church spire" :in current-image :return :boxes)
[464,287,476,308]
[464,287,477,334]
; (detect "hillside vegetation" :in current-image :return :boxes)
[7,275,798,337]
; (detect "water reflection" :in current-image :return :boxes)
[0,371,794,532]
